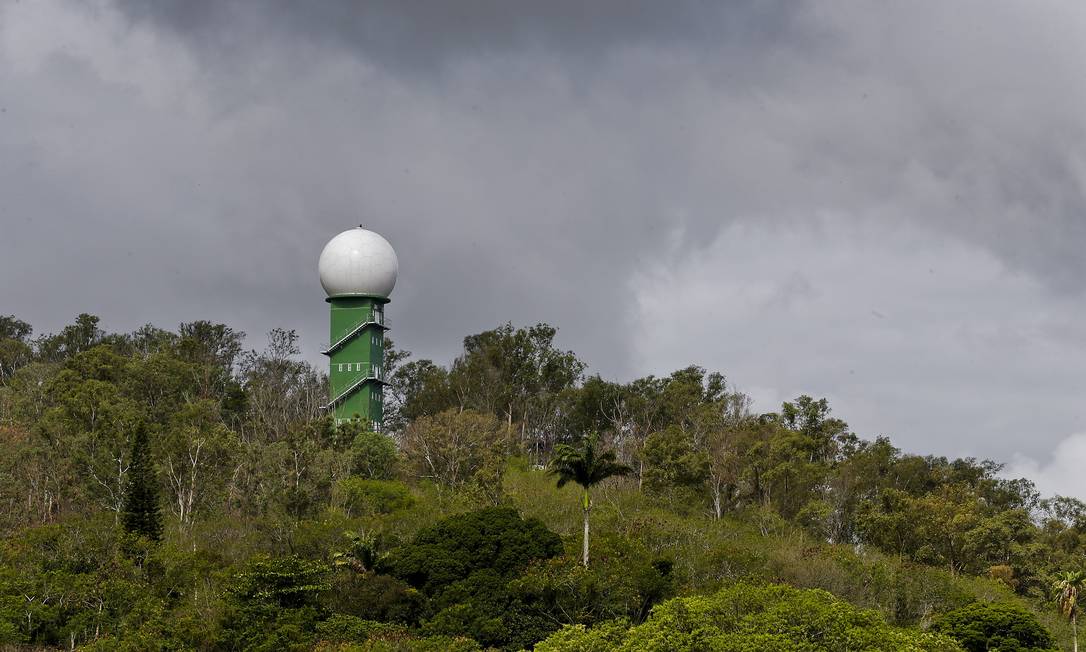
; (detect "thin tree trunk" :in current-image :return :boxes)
[1073,612,1078,652]
[582,489,591,568]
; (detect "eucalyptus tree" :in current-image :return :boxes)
[451,322,584,458]
[550,433,631,568]
[400,408,510,500]
[0,315,32,383]
[239,329,324,443]
[35,313,104,362]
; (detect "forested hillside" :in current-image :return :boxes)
[1,314,1083,651]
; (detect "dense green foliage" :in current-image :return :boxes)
[536,583,964,651]
[932,602,1056,651]
[120,424,163,542]
[383,507,562,593]
[375,507,562,648]
[0,314,1080,649]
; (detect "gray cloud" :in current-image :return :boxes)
[115,0,808,76]
[3,1,1086,475]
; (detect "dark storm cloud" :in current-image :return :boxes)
[118,0,1086,303]
[4,1,1086,476]
[73,0,824,377]
[117,0,807,74]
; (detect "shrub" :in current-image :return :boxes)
[511,534,674,627]
[315,614,408,644]
[336,479,415,517]
[350,430,400,480]
[931,601,1056,652]
[532,619,629,652]
[382,507,563,596]
[642,426,710,497]
[217,555,331,651]
[325,572,425,625]
[381,507,564,649]
[536,582,964,652]
[318,635,482,651]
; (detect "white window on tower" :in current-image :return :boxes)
[337,363,344,372]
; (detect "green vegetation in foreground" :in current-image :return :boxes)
[536,582,963,651]
[0,314,1080,650]
[932,602,1056,652]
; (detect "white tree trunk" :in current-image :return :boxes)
[712,481,723,520]
[582,489,591,568]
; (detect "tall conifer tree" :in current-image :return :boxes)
[121,424,163,541]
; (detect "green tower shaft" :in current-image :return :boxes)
[323,295,388,430]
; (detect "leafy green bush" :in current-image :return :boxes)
[382,506,563,595]
[379,507,563,649]
[315,614,408,644]
[642,426,709,500]
[325,571,425,624]
[337,478,415,516]
[217,555,330,651]
[321,634,482,651]
[535,582,964,652]
[932,602,1056,652]
[511,534,674,626]
[0,619,20,645]
[530,619,629,652]
[227,555,330,608]
[0,516,166,648]
[350,429,400,480]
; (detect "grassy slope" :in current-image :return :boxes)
[160,465,1071,650]
[496,467,1073,650]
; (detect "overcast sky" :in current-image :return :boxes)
[3,1,1086,496]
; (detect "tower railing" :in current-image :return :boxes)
[321,314,390,355]
[323,362,386,410]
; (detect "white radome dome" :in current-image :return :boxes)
[318,227,398,298]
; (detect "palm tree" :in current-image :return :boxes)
[1056,570,1086,652]
[550,433,632,568]
[332,530,385,575]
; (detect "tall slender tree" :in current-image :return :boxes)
[1056,570,1086,652]
[121,424,163,541]
[550,433,631,568]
